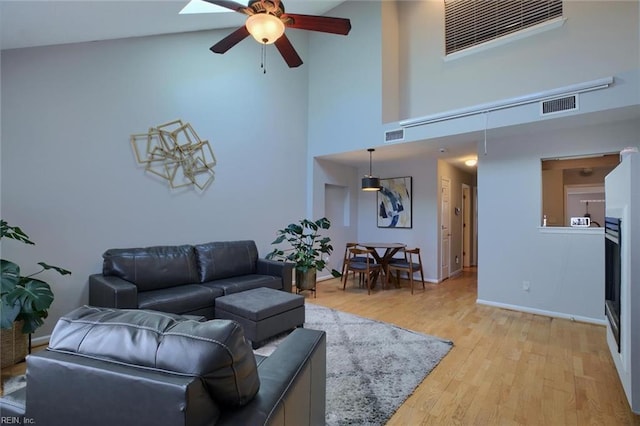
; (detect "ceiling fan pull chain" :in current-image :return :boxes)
[261,43,267,74]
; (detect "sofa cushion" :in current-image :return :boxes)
[49,306,260,407]
[137,284,223,314]
[195,240,258,282]
[203,275,281,295]
[102,245,199,292]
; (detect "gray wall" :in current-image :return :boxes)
[312,159,360,276]
[307,1,384,159]
[394,0,639,119]
[355,155,441,281]
[1,29,310,338]
[316,154,473,283]
[477,119,639,322]
[306,1,639,321]
[2,1,639,339]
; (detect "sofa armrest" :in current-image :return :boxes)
[88,274,138,309]
[256,259,294,293]
[217,328,326,426]
[24,350,219,426]
[0,387,26,421]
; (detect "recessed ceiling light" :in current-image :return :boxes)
[465,158,478,167]
[179,0,231,15]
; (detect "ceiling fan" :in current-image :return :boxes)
[204,0,351,68]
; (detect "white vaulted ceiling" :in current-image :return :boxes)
[0,0,344,50]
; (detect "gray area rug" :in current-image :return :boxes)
[256,303,453,426]
[2,374,26,395]
[3,305,453,426]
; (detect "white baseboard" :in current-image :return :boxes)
[32,334,50,347]
[476,299,607,326]
[450,267,463,277]
[316,274,335,282]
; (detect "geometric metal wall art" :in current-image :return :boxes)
[130,119,216,190]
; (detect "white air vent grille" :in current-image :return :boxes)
[385,129,404,143]
[540,95,578,115]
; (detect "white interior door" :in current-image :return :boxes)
[441,177,451,280]
[462,184,471,268]
[473,186,478,266]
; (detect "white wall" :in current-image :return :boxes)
[308,2,639,322]
[395,0,639,119]
[312,159,360,276]
[313,152,442,281]
[3,0,639,338]
[306,0,388,278]
[605,152,640,412]
[1,29,310,338]
[355,155,440,281]
[477,118,640,322]
[307,1,384,158]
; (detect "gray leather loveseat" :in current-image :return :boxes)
[89,240,293,319]
[0,306,326,426]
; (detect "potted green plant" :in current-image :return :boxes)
[1,220,71,337]
[266,217,341,291]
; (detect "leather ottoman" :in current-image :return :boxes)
[215,287,305,349]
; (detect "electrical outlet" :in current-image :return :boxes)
[522,281,530,292]
[455,256,459,264]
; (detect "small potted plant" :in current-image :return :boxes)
[1,220,71,365]
[266,217,341,292]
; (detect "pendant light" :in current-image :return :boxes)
[362,148,381,191]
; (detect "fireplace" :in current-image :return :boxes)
[605,216,621,352]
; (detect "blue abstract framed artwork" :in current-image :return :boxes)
[377,177,412,228]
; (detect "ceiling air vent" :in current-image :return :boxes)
[384,129,404,143]
[540,94,578,116]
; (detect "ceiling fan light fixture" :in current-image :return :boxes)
[246,13,285,44]
[580,167,594,176]
[207,0,351,68]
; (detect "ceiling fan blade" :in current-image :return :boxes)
[202,0,251,14]
[282,14,351,35]
[274,35,303,68]
[210,26,251,54]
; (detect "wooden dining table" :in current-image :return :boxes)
[358,242,406,288]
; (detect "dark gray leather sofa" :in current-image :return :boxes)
[89,240,293,319]
[0,306,326,426]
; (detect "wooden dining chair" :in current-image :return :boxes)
[342,247,382,295]
[386,247,425,294]
[341,242,367,280]
[342,243,365,275]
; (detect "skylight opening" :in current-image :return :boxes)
[179,0,232,15]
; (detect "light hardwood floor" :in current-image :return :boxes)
[312,267,640,425]
[2,268,639,425]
